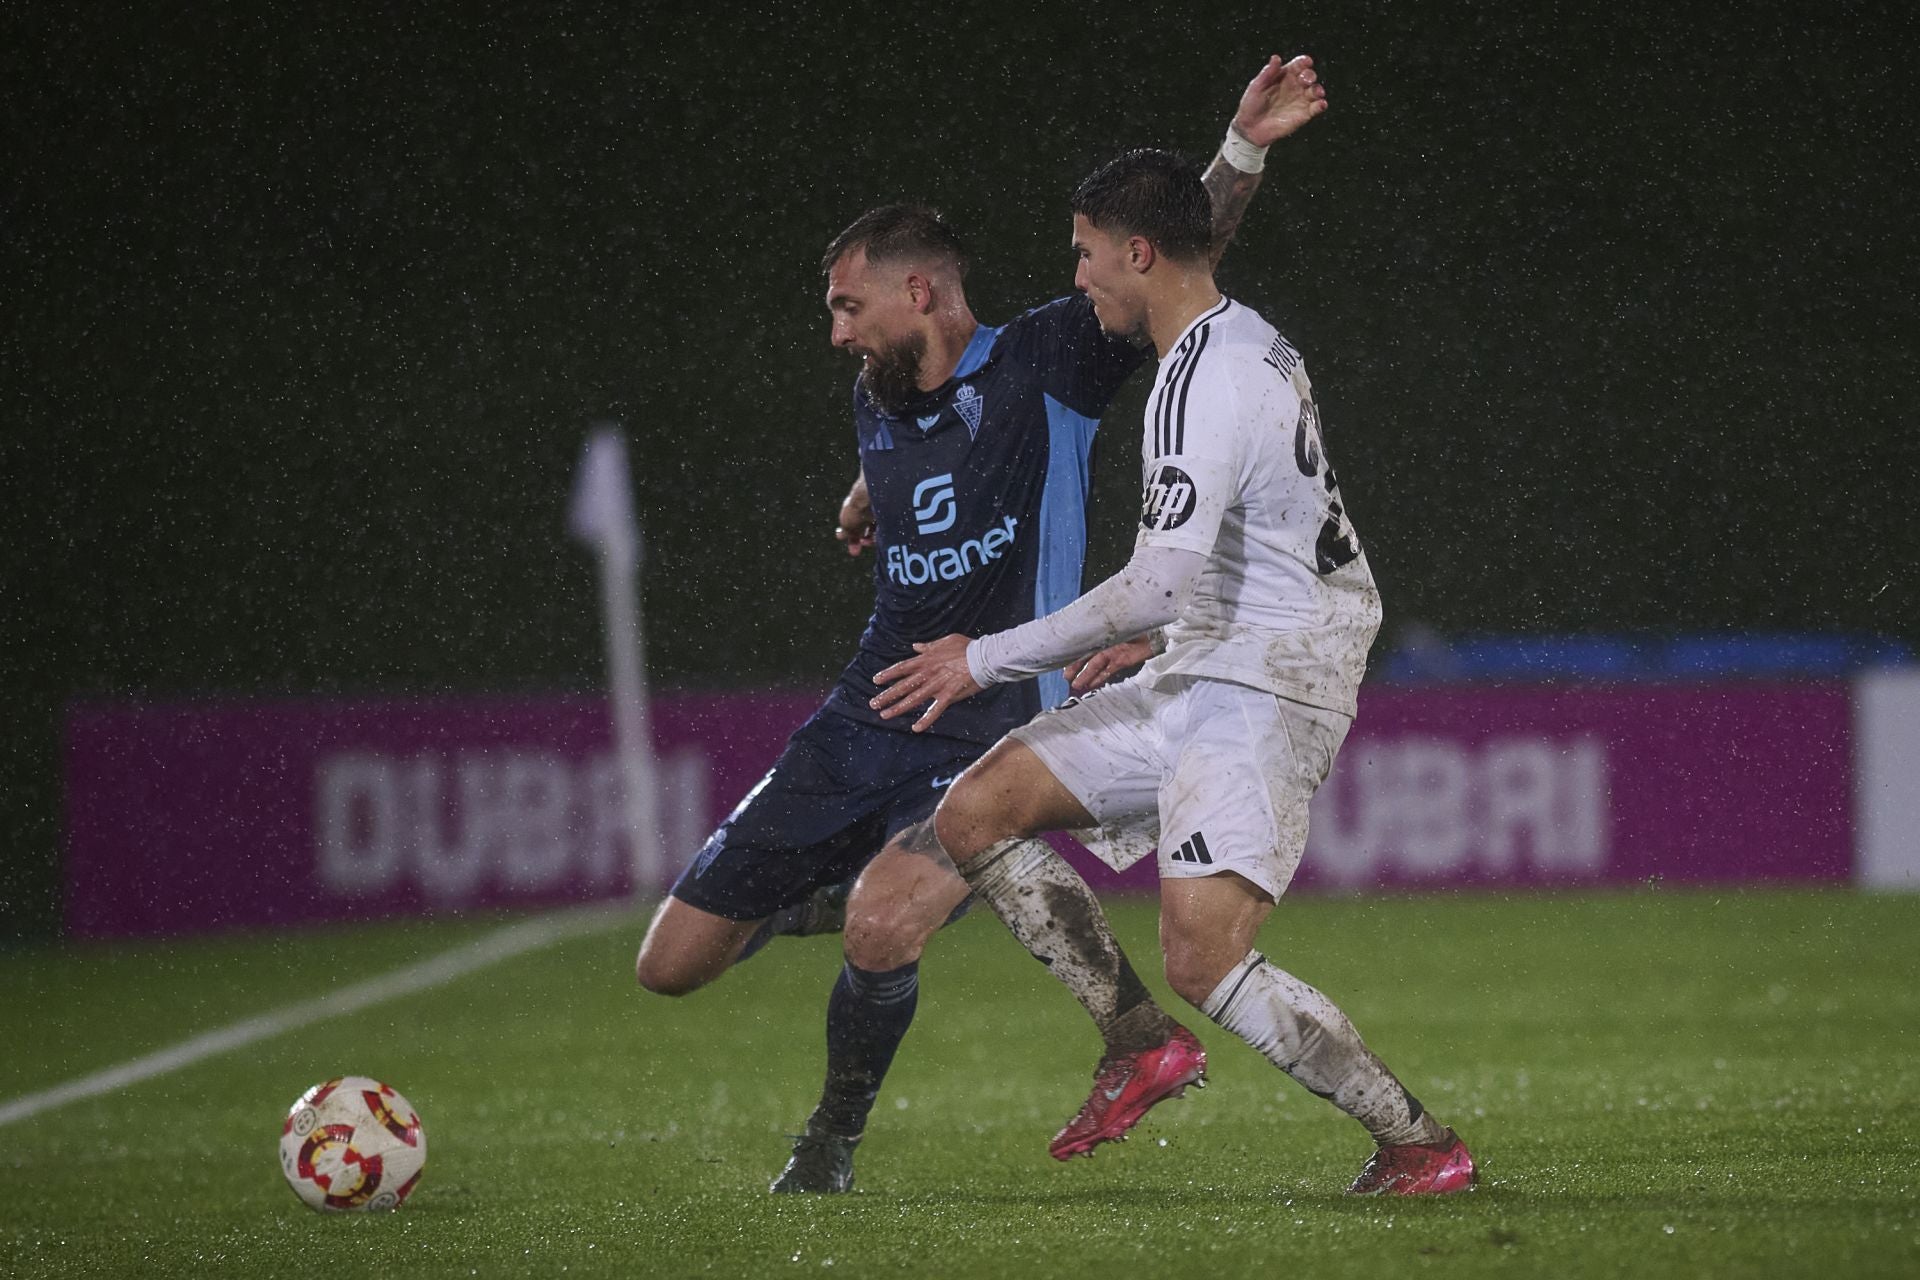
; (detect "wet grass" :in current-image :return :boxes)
[2,887,1916,1278]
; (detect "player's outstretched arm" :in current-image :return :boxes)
[835,469,875,556]
[1065,637,1155,694]
[875,547,1205,731]
[872,634,980,733]
[1206,53,1329,268]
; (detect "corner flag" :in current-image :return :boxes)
[569,425,664,897]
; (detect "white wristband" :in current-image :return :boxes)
[1220,124,1268,174]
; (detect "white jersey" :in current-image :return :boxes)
[1133,297,1381,716]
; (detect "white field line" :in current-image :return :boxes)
[0,905,633,1130]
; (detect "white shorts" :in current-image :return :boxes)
[1009,675,1351,899]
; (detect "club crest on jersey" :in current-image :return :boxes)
[952,383,984,436]
[1141,463,1197,532]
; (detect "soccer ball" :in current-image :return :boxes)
[279,1076,426,1212]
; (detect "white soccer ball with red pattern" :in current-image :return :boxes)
[279,1076,426,1212]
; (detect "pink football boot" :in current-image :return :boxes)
[1049,1026,1208,1160]
[1347,1128,1477,1195]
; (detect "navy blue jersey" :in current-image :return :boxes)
[826,293,1147,745]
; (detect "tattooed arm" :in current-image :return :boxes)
[1207,53,1330,269]
[834,469,874,556]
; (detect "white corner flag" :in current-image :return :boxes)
[569,424,664,897]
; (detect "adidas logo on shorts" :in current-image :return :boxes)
[1169,831,1214,865]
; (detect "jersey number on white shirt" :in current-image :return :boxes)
[1293,398,1362,575]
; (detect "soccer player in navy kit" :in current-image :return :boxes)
[634,53,1331,1193]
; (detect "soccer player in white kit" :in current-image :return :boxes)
[867,146,1476,1195]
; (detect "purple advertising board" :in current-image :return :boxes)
[64,693,819,939]
[1067,684,1853,894]
[65,684,1853,938]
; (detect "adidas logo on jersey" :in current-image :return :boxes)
[1169,831,1214,865]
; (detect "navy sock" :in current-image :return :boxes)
[810,961,920,1139]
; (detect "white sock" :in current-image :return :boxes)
[963,837,1176,1053]
[1202,950,1446,1147]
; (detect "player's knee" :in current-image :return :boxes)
[842,892,935,971]
[634,942,706,998]
[1160,932,1237,1009]
[633,952,689,997]
[934,770,1024,863]
[1162,951,1225,1009]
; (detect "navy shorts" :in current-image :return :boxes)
[670,707,985,921]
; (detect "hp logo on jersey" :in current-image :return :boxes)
[1141,464,1197,532]
[912,473,957,535]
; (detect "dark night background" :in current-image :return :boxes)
[4,2,1915,940]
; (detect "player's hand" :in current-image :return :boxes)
[871,634,981,732]
[1232,54,1327,148]
[1064,637,1154,695]
[835,476,875,556]
[835,505,875,556]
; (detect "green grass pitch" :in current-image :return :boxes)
[2,888,1916,1278]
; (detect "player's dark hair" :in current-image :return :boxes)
[821,204,971,279]
[1071,149,1212,263]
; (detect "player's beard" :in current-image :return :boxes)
[857,332,927,418]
